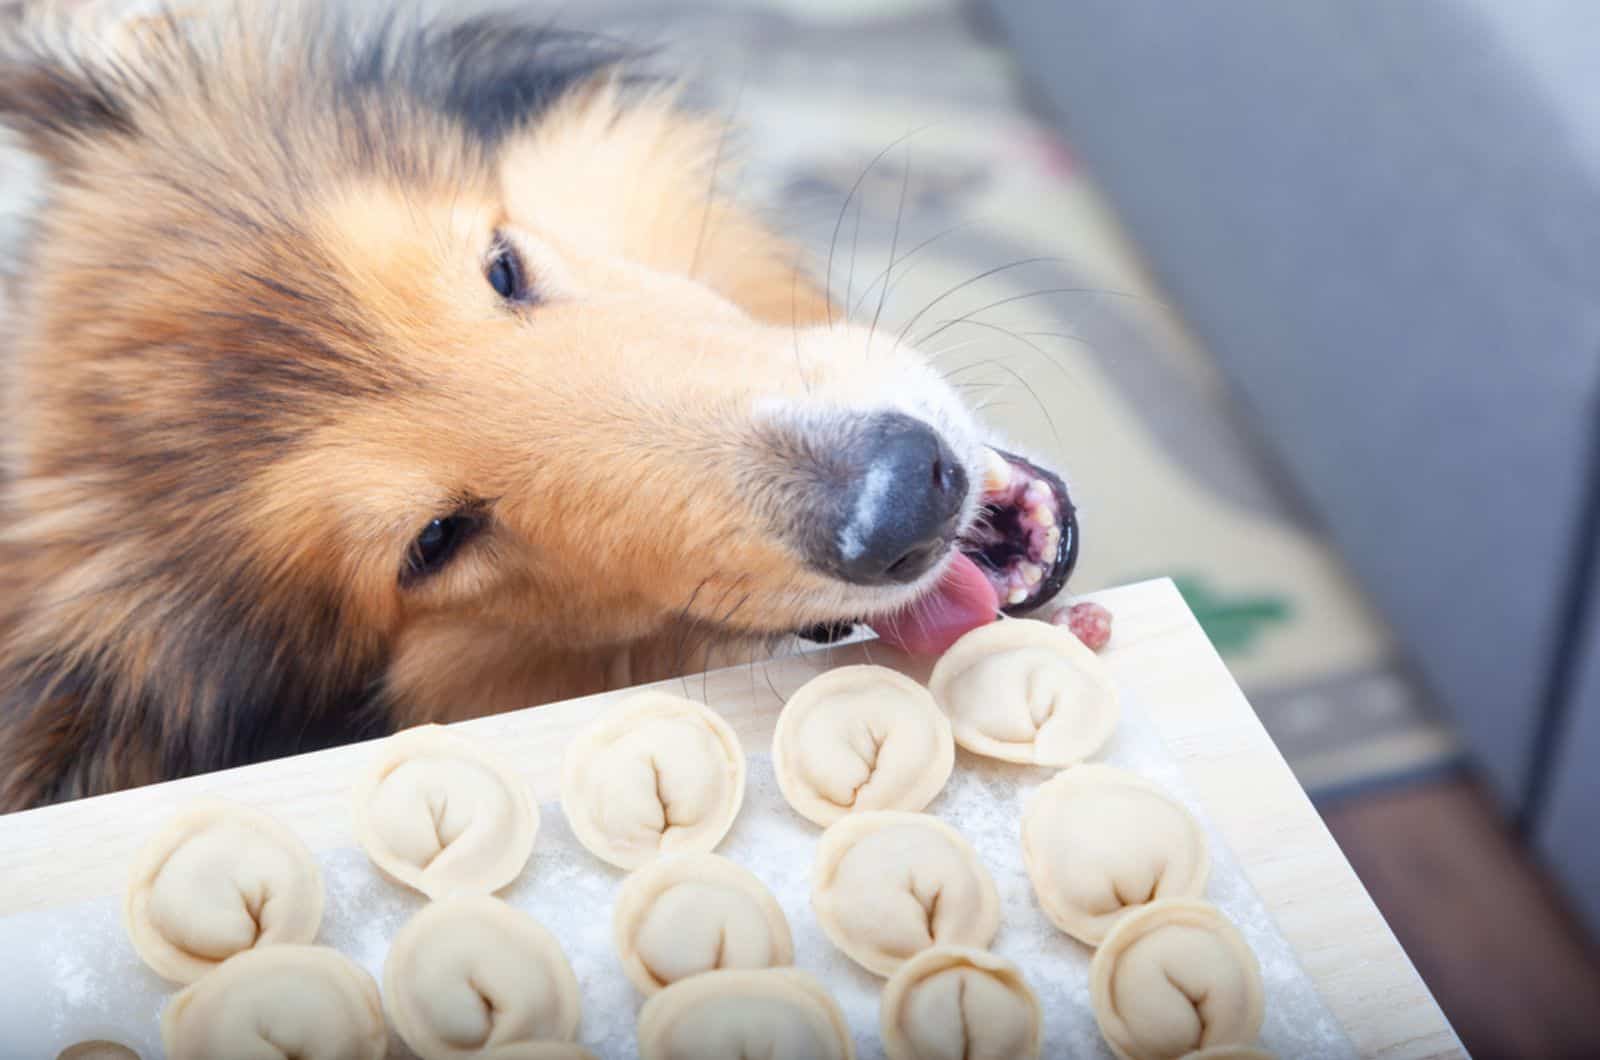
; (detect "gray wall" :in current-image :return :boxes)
[983,0,1600,819]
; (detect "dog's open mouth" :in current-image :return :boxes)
[867,447,1078,656]
[964,447,1078,610]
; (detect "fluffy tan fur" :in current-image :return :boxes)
[0,7,982,808]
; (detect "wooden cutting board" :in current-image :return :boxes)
[0,577,1462,1059]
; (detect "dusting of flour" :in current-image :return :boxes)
[0,687,1355,1059]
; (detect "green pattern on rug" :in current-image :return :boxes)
[1169,575,1294,656]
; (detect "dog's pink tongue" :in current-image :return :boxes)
[870,552,999,656]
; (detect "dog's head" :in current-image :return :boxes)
[0,6,1077,804]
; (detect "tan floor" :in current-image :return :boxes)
[1323,776,1600,1059]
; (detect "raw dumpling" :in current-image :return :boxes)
[489,1047,599,1060]
[773,666,954,826]
[928,618,1119,765]
[124,799,323,983]
[613,853,793,994]
[1090,899,1265,1060]
[352,723,537,900]
[1021,765,1210,945]
[880,946,1041,1060]
[812,811,1000,976]
[56,1044,139,1060]
[384,895,581,1059]
[637,968,854,1060]
[561,691,745,870]
[161,945,385,1060]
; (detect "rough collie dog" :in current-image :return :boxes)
[0,4,1077,810]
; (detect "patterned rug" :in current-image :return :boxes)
[13,0,1463,797]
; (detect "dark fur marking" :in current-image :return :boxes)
[166,569,394,772]
[1,585,393,807]
[243,271,315,306]
[340,13,638,148]
[0,51,135,153]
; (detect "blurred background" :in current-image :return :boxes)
[17,0,1600,1053]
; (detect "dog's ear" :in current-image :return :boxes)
[364,14,640,149]
[0,40,134,168]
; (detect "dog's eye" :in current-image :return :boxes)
[485,241,527,302]
[404,514,481,584]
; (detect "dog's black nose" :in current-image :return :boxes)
[826,413,968,585]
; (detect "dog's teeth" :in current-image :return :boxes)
[1024,480,1052,506]
[1043,526,1061,553]
[983,449,1012,493]
[1020,562,1043,586]
[1033,505,1056,528]
[1007,587,1029,605]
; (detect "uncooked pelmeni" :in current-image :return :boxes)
[1022,765,1210,945]
[880,946,1041,1060]
[56,1043,140,1060]
[928,618,1120,765]
[561,691,745,870]
[772,665,954,826]
[636,968,854,1060]
[812,811,1000,976]
[352,723,537,899]
[489,1047,599,1060]
[384,895,581,1059]
[123,799,323,984]
[613,853,793,994]
[161,945,385,1060]
[1090,899,1265,1060]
